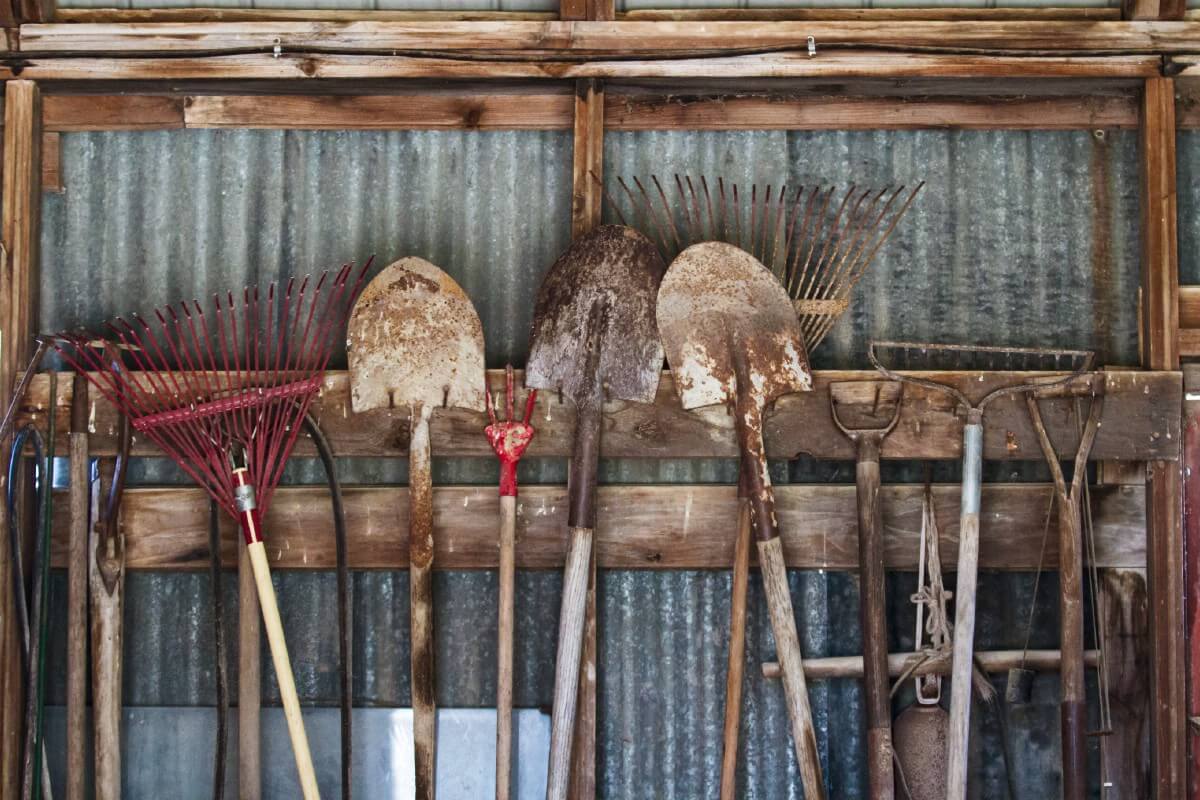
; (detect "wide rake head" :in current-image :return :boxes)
[56,261,369,517]
[604,173,922,353]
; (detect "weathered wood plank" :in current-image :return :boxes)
[55,8,557,22]
[0,53,1161,82]
[43,94,184,131]
[184,93,573,130]
[1141,75,1186,800]
[17,21,1200,54]
[605,94,1139,130]
[45,482,1145,571]
[18,369,1181,461]
[40,130,57,191]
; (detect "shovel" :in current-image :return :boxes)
[525,225,665,800]
[348,257,486,800]
[830,380,902,800]
[657,241,824,799]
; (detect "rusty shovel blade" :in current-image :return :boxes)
[347,256,486,414]
[657,241,811,412]
[525,225,665,405]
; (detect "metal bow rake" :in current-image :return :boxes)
[55,261,370,800]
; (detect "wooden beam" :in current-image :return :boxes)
[1124,0,1186,21]
[1185,370,1200,800]
[571,80,603,238]
[43,482,1146,571]
[1140,75,1186,800]
[16,21,1200,54]
[0,53,1161,82]
[33,93,1147,133]
[17,369,1181,461]
[605,93,1139,130]
[57,8,556,23]
[0,78,40,800]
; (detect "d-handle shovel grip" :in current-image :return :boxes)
[946,415,983,800]
[246,541,321,800]
[545,526,594,800]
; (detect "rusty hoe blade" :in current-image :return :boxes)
[608,174,922,354]
[347,256,486,800]
[525,225,665,800]
[657,241,825,799]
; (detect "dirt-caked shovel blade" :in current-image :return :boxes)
[657,241,811,412]
[526,225,665,404]
[347,256,486,414]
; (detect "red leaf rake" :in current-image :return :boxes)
[55,261,371,800]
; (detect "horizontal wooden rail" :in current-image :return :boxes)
[0,53,1162,83]
[19,369,1179,461]
[1178,285,1200,356]
[18,21,1200,54]
[47,482,1144,571]
[39,93,1143,132]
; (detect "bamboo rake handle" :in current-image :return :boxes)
[409,408,436,800]
[546,526,593,800]
[496,494,516,800]
[246,541,320,800]
[758,536,826,800]
[239,541,262,800]
[946,416,983,800]
[719,495,751,800]
[66,428,87,800]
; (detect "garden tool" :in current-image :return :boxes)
[830,380,903,800]
[719,460,752,800]
[657,241,824,799]
[485,366,537,800]
[348,256,486,800]
[868,341,1093,800]
[58,262,369,800]
[525,225,664,800]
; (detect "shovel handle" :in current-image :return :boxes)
[409,408,436,800]
[854,436,894,800]
[759,536,826,800]
[246,541,321,800]
[719,489,752,800]
[546,525,594,800]
[947,414,983,800]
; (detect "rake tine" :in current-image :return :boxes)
[732,183,742,253]
[749,184,758,262]
[593,170,627,227]
[793,186,837,302]
[785,186,822,295]
[684,175,706,244]
[624,176,673,260]
[673,173,697,250]
[650,175,685,255]
[718,177,730,244]
[700,176,716,243]
[781,185,806,287]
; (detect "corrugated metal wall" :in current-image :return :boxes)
[36,127,1139,798]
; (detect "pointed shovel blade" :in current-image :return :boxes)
[347,256,486,414]
[526,225,665,405]
[657,241,812,411]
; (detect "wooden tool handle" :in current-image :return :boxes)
[89,464,123,800]
[239,540,263,800]
[409,408,436,800]
[854,437,894,800]
[946,417,983,800]
[66,428,88,800]
[496,494,516,800]
[758,536,826,800]
[719,493,752,800]
[246,541,321,800]
[546,525,594,800]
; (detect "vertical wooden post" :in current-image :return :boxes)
[567,75,605,800]
[1140,75,1185,800]
[1185,367,1200,800]
[240,543,263,800]
[0,78,42,800]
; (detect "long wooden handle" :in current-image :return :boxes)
[89,463,123,800]
[946,417,983,800]
[496,494,516,800]
[409,409,436,800]
[246,541,321,800]
[66,429,88,800]
[719,494,751,800]
[758,536,826,800]
[239,540,262,800]
[546,525,593,800]
[854,437,894,800]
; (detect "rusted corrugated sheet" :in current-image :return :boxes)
[37,128,1136,798]
[1180,131,1200,285]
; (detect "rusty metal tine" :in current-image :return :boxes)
[766,184,788,276]
[817,187,884,302]
[781,185,806,286]
[673,173,696,248]
[749,184,758,261]
[808,185,860,301]
[786,186,822,295]
[649,174,685,254]
[824,186,900,304]
[732,183,742,252]
[847,182,924,298]
[593,170,628,228]
[628,176,675,259]
[718,177,730,244]
[684,175,705,243]
[701,176,717,244]
[794,186,838,302]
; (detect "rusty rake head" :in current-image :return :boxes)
[601,172,922,353]
[55,261,370,517]
[867,340,1095,411]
